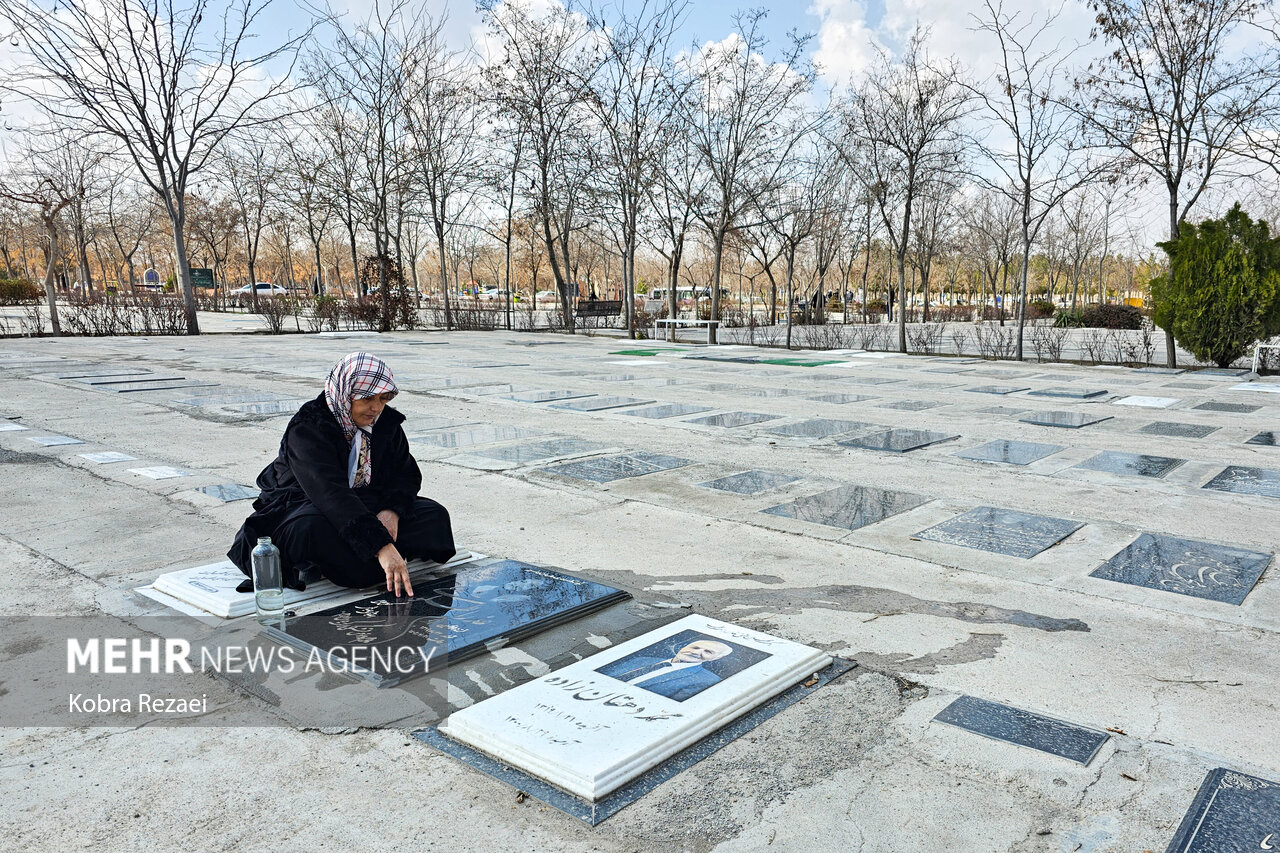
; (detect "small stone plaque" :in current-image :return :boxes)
[806,393,876,404]
[976,406,1029,416]
[590,373,643,382]
[27,435,83,446]
[1028,387,1107,399]
[915,507,1083,558]
[967,385,1029,395]
[1197,367,1252,377]
[438,614,830,800]
[1246,431,1278,447]
[615,403,713,419]
[766,419,875,438]
[221,400,308,415]
[549,396,655,412]
[266,561,631,687]
[1073,451,1185,479]
[952,440,1063,466]
[1195,401,1261,414]
[78,451,137,464]
[932,695,1108,765]
[411,425,543,448]
[499,390,596,404]
[682,411,781,428]
[449,438,613,470]
[1020,411,1112,429]
[544,452,692,483]
[0,423,29,431]
[196,483,259,502]
[1113,395,1181,408]
[129,466,192,480]
[1165,767,1280,853]
[876,400,943,411]
[1089,533,1272,604]
[1136,422,1219,439]
[1202,466,1280,499]
[837,429,959,453]
[698,470,800,495]
[762,484,930,531]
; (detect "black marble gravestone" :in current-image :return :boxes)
[933,694,1108,765]
[264,561,630,687]
[1089,533,1271,605]
[1165,767,1280,852]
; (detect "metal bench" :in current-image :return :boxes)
[654,317,719,344]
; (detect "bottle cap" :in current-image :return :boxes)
[257,537,272,546]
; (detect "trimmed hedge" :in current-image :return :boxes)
[1081,303,1144,329]
[0,279,41,305]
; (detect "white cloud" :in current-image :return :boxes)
[808,0,881,84]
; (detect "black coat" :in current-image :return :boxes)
[228,393,422,579]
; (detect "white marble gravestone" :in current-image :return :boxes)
[140,550,481,619]
[440,614,831,800]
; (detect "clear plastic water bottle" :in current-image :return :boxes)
[251,537,284,620]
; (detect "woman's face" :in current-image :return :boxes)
[350,392,394,428]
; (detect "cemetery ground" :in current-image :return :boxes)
[0,322,1278,852]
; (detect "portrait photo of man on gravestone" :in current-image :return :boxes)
[595,629,772,702]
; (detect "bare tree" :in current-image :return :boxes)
[223,142,278,309]
[845,28,970,351]
[1077,0,1280,365]
[0,0,311,333]
[104,170,160,292]
[683,10,814,343]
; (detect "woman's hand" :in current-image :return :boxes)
[377,543,413,597]
[377,509,400,541]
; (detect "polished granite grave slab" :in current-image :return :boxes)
[1165,767,1280,852]
[806,393,876,404]
[1020,411,1113,428]
[765,419,875,438]
[739,388,812,398]
[932,695,1108,765]
[838,376,902,386]
[924,366,973,374]
[615,403,713,419]
[437,614,830,799]
[196,484,259,502]
[171,391,293,407]
[1113,395,1181,408]
[616,378,690,387]
[952,439,1063,466]
[27,435,83,446]
[549,396,655,412]
[762,484,930,531]
[1136,366,1185,375]
[498,390,596,404]
[77,451,137,464]
[975,406,1029,416]
[683,411,781,428]
[82,375,185,385]
[1195,401,1262,413]
[1197,367,1252,377]
[265,560,630,687]
[693,383,754,392]
[93,379,219,393]
[590,374,644,382]
[1164,381,1213,389]
[128,466,192,480]
[697,470,801,494]
[410,425,544,448]
[462,384,535,396]
[875,400,943,411]
[916,507,1083,558]
[543,452,692,483]
[1136,421,1220,439]
[837,429,959,453]
[1246,431,1278,446]
[1202,466,1280,499]
[451,438,612,468]
[1073,451,1185,479]
[967,385,1029,395]
[0,422,29,431]
[1027,387,1108,399]
[220,400,308,415]
[54,368,150,379]
[1089,532,1272,604]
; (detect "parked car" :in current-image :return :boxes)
[477,288,511,302]
[231,282,288,307]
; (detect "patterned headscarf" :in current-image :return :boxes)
[324,352,398,488]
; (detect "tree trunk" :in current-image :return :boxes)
[172,222,199,334]
[41,217,62,335]
[1015,235,1031,361]
[708,232,724,344]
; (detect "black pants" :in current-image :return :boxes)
[273,497,456,589]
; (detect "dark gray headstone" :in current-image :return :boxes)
[1020,411,1113,429]
[1136,422,1220,439]
[740,388,812,398]
[1164,767,1280,853]
[683,411,781,428]
[465,438,609,465]
[953,439,1063,466]
[196,484,259,502]
[966,385,1030,395]
[837,429,959,453]
[876,400,943,411]
[1203,466,1280,499]
[762,484,930,531]
[1089,533,1272,605]
[27,435,83,446]
[499,390,596,403]
[698,470,801,495]
[976,406,1030,416]
[544,452,692,483]
[766,419,875,438]
[411,426,543,448]
[1245,431,1278,447]
[221,400,307,415]
[806,393,877,404]
[549,396,655,412]
[1027,387,1108,399]
[915,507,1083,558]
[839,376,902,386]
[616,403,713,419]
[933,695,1108,765]
[1073,451,1185,479]
[1194,402,1262,414]
[1196,368,1253,377]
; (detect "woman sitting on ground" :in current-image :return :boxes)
[228,351,455,597]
